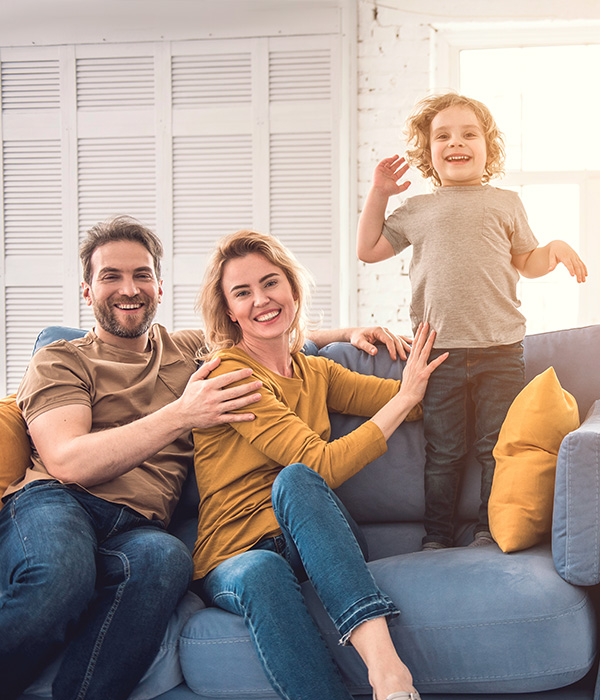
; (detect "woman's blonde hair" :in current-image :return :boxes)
[197,230,314,359]
[404,92,505,187]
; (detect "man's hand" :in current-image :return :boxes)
[348,326,412,361]
[27,359,262,488]
[180,357,262,430]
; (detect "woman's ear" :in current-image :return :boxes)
[227,309,238,324]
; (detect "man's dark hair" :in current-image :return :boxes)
[80,216,164,284]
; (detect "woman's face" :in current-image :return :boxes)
[221,252,298,345]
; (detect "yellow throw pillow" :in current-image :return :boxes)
[489,367,579,553]
[0,394,31,509]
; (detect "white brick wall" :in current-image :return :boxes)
[356,1,431,332]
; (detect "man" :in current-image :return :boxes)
[0,216,410,700]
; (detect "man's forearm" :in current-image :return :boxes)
[31,399,193,488]
[307,328,354,349]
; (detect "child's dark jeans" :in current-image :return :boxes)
[422,341,525,547]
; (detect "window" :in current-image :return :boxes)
[0,33,349,394]
[434,25,600,335]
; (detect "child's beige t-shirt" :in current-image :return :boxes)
[382,185,538,349]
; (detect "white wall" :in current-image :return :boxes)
[355,0,600,332]
[0,0,343,45]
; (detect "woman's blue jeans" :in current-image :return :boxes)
[0,480,193,700]
[422,342,525,546]
[198,463,399,700]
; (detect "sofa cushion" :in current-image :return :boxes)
[553,400,600,586]
[0,394,32,507]
[179,545,596,696]
[489,367,579,553]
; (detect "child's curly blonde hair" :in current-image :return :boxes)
[405,92,505,187]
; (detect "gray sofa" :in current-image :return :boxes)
[20,324,600,700]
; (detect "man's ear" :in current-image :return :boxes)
[81,281,93,307]
[158,279,164,303]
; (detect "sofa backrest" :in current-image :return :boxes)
[523,324,600,418]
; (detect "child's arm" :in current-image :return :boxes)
[357,155,411,263]
[512,240,588,283]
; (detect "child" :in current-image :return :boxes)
[357,92,588,550]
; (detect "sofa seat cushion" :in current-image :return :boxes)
[179,544,596,697]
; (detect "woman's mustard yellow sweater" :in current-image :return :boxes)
[192,348,421,579]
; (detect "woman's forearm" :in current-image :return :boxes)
[368,391,420,440]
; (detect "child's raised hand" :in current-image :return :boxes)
[372,155,411,197]
[548,240,588,283]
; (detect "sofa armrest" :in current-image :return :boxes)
[553,399,600,585]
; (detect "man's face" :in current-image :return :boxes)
[82,240,163,345]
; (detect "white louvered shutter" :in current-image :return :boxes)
[1,49,67,393]
[171,35,339,330]
[0,34,344,394]
[267,36,339,328]
[75,46,159,331]
[170,40,256,325]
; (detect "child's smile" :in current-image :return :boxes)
[429,105,487,187]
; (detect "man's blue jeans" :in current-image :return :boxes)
[198,463,399,700]
[422,342,525,546]
[0,480,193,700]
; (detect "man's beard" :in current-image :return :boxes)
[92,295,158,339]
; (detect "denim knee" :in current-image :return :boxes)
[102,529,193,604]
[204,548,298,613]
[272,463,315,504]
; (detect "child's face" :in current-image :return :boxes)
[429,105,487,187]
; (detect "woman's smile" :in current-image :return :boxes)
[255,309,281,323]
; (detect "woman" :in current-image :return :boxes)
[191,230,447,700]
